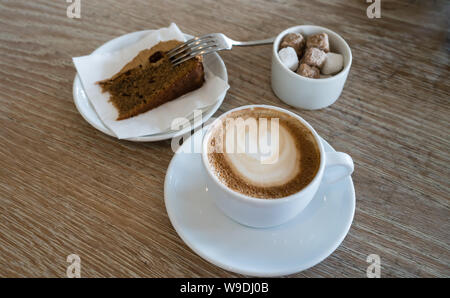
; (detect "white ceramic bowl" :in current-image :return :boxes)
[271,25,352,110]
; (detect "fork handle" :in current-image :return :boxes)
[231,37,275,47]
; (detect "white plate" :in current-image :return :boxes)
[164,127,355,277]
[73,31,228,142]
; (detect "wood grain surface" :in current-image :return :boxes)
[0,0,449,277]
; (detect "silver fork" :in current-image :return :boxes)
[167,33,275,66]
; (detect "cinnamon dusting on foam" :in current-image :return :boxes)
[207,107,320,199]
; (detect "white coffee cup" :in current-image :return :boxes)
[271,25,352,110]
[201,105,354,228]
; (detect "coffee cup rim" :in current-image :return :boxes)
[201,104,326,204]
[273,24,352,82]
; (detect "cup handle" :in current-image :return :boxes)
[323,152,354,184]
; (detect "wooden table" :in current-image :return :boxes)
[0,0,448,278]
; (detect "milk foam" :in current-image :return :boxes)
[222,119,300,187]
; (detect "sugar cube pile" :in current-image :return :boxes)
[278,31,344,79]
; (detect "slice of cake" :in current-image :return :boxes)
[98,40,205,120]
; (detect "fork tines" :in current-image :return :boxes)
[167,35,218,66]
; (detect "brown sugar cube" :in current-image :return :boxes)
[297,63,320,79]
[302,47,326,68]
[280,33,305,56]
[306,33,330,52]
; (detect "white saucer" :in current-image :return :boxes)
[73,31,228,142]
[164,128,355,277]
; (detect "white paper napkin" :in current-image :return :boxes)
[73,23,229,139]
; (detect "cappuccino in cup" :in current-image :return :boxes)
[206,107,321,199]
[202,105,353,227]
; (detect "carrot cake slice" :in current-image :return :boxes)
[98,40,205,120]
